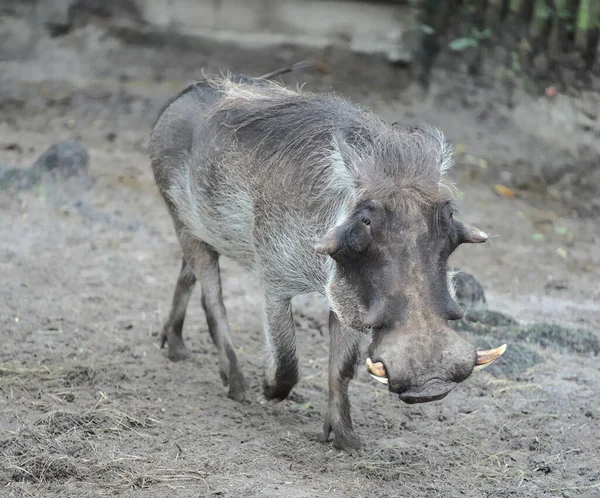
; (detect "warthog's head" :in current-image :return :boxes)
[316,126,505,403]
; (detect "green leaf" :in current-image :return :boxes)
[474,28,492,40]
[448,38,478,52]
[511,51,521,71]
[532,233,545,241]
[421,24,435,35]
[297,401,312,410]
[554,226,568,235]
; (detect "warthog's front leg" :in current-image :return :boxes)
[320,311,362,452]
[262,292,299,401]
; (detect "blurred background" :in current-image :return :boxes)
[1,1,600,497]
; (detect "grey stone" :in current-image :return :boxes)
[0,167,37,190]
[451,269,487,310]
[0,141,93,202]
[42,0,72,28]
[31,141,90,179]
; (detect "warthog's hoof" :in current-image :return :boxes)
[160,329,191,362]
[227,370,247,403]
[321,418,362,453]
[167,343,191,362]
[263,378,297,402]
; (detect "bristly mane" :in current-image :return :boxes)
[204,76,455,211]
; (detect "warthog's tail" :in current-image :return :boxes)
[258,60,329,80]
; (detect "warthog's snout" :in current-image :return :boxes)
[366,327,506,403]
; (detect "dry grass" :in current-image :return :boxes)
[0,406,210,494]
[1,407,158,481]
[0,362,191,494]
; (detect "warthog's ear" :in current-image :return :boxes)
[454,220,488,244]
[315,218,373,257]
[332,128,364,174]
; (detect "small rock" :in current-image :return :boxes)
[39,0,74,36]
[450,269,487,310]
[544,279,568,291]
[0,141,93,203]
[0,167,36,190]
[4,143,23,153]
[32,141,89,179]
[29,141,93,201]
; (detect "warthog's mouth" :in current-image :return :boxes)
[365,344,507,401]
[398,379,455,404]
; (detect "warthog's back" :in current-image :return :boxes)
[149,76,360,285]
[149,75,450,292]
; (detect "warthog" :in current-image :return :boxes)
[149,65,506,451]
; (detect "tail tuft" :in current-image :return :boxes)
[258,59,330,80]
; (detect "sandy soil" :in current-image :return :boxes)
[1,21,600,498]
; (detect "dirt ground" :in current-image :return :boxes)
[1,20,600,498]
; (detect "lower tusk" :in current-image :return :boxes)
[369,372,389,385]
[366,358,388,384]
[366,358,386,377]
[474,344,507,371]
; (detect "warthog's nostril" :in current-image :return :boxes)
[444,302,464,321]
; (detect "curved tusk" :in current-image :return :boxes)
[369,373,389,385]
[366,358,386,377]
[456,220,488,244]
[474,344,507,371]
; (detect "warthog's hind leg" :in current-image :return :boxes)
[162,236,246,402]
[160,258,196,361]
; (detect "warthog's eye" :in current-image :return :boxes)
[361,216,371,226]
[440,201,454,222]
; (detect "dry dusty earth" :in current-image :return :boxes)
[1,21,600,498]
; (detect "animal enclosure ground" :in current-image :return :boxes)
[1,22,600,498]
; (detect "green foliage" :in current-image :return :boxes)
[420,24,435,35]
[577,0,591,31]
[422,0,599,79]
[449,37,478,51]
[575,0,600,47]
[511,51,521,71]
[533,0,552,21]
[448,28,492,52]
[475,28,493,39]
